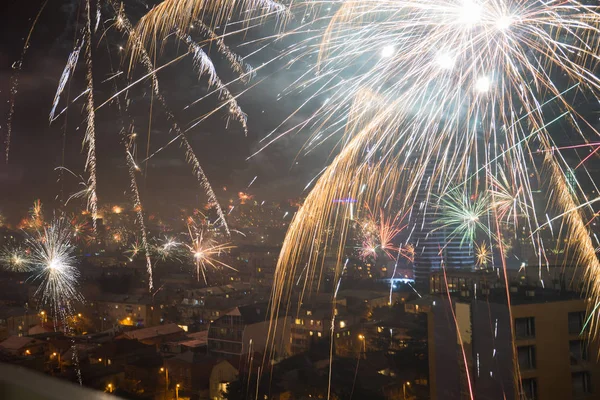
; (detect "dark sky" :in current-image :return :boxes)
[3,1,600,224]
[0,0,330,221]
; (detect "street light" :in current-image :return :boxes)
[176,384,180,400]
[51,351,61,369]
[159,367,169,400]
[403,381,411,399]
[106,383,113,393]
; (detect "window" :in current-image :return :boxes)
[317,332,322,337]
[515,317,535,339]
[517,346,536,370]
[572,371,592,396]
[521,378,537,400]
[306,310,312,316]
[339,321,346,329]
[570,340,588,365]
[295,319,303,325]
[568,311,585,335]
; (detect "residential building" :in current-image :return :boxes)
[164,353,218,398]
[88,338,156,367]
[0,306,43,339]
[428,265,584,295]
[90,294,163,329]
[289,303,360,356]
[209,359,239,400]
[428,287,600,400]
[207,304,291,359]
[0,335,46,357]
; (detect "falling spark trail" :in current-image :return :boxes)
[5,0,49,163]
[50,42,84,122]
[82,0,98,229]
[99,10,155,290]
[110,3,230,233]
[248,175,258,188]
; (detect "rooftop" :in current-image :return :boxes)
[176,331,208,348]
[461,287,584,306]
[219,303,270,325]
[121,323,184,341]
[94,294,153,305]
[0,336,44,351]
[337,290,390,301]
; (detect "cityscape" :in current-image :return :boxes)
[2,1,600,400]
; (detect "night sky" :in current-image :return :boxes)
[3,0,600,224]
[0,0,330,222]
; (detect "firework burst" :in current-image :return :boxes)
[0,246,33,272]
[265,0,600,369]
[437,191,490,246]
[475,241,492,268]
[186,218,236,283]
[153,236,184,262]
[28,218,83,321]
[357,206,409,260]
[69,214,93,246]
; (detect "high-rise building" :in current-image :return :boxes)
[412,166,474,287]
[412,175,445,287]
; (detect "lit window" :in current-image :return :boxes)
[317,332,322,337]
[295,319,303,325]
[306,310,312,316]
[310,320,314,325]
[339,321,346,329]
[309,331,314,336]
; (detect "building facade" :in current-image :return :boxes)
[428,287,600,400]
